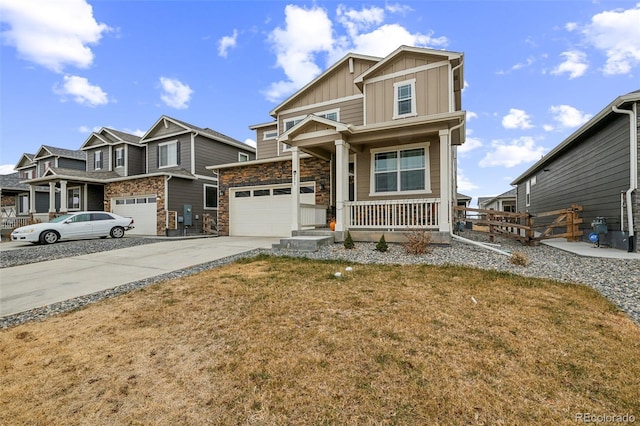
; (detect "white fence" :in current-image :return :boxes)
[1,217,30,229]
[300,204,327,227]
[346,198,440,229]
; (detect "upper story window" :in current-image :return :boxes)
[238,152,249,162]
[43,160,52,172]
[158,141,179,168]
[371,143,430,195]
[263,130,277,140]
[393,79,417,119]
[115,148,125,168]
[22,169,34,179]
[94,151,103,170]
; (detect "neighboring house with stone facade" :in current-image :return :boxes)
[211,45,466,243]
[511,90,639,252]
[13,116,255,236]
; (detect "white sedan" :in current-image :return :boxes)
[10,211,135,244]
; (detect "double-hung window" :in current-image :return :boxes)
[204,184,218,209]
[371,143,430,195]
[94,151,103,170]
[393,79,417,119]
[115,148,125,168]
[158,141,179,168]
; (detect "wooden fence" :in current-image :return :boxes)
[453,204,583,245]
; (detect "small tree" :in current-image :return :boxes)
[375,234,388,252]
[343,231,355,249]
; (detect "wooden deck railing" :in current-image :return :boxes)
[346,198,440,229]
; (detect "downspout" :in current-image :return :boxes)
[612,103,637,252]
[165,175,172,235]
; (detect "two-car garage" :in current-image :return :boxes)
[229,184,315,237]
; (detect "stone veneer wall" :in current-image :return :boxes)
[217,157,331,236]
[104,176,166,235]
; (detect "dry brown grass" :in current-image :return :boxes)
[2,255,639,425]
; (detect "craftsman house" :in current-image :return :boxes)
[8,116,255,236]
[511,90,639,252]
[211,45,466,242]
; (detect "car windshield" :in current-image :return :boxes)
[50,214,75,223]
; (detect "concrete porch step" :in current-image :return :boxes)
[292,228,334,237]
[272,235,334,251]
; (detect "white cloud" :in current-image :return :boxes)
[159,77,193,109]
[245,138,257,148]
[549,104,592,128]
[551,50,588,79]
[0,164,16,175]
[479,137,546,168]
[263,3,448,102]
[502,108,533,130]
[457,168,478,192]
[78,125,102,133]
[582,4,640,75]
[54,75,109,106]
[543,124,554,132]
[565,22,578,31]
[218,29,238,58]
[498,56,536,74]
[458,135,482,155]
[126,129,146,137]
[466,111,478,121]
[0,0,110,73]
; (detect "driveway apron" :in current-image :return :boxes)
[0,236,279,317]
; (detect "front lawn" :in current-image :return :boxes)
[1,255,638,425]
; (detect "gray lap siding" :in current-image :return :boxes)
[167,178,215,235]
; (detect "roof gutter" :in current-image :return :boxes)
[612,102,637,252]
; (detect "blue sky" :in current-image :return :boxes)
[1,0,639,204]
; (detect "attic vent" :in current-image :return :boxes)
[349,58,354,74]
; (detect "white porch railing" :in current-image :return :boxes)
[1,217,30,229]
[300,204,327,227]
[346,198,440,229]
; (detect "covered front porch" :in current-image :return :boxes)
[284,114,463,242]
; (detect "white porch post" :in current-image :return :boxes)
[439,129,451,232]
[290,146,300,233]
[335,139,350,232]
[59,180,68,214]
[29,185,36,214]
[48,182,56,213]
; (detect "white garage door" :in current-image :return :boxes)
[229,184,315,237]
[112,195,157,235]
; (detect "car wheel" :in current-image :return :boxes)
[40,230,59,244]
[110,226,125,238]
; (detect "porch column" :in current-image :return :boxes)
[48,182,56,213]
[29,185,36,214]
[438,129,451,233]
[59,180,68,214]
[290,146,300,232]
[335,139,350,232]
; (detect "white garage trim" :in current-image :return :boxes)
[112,195,157,235]
[229,183,315,237]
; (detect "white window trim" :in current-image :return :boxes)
[24,169,34,179]
[369,142,431,197]
[525,180,531,207]
[115,147,125,168]
[393,78,417,120]
[158,140,178,168]
[18,194,29,214]
[68,186,81,211]
[238,152,250,162]
[281,115,305,153]
[94,151,103,170]
[203,184,218,210]
[314,108,340,122]
[263,130,278,140]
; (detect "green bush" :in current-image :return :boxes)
[375,234,388,252]
[343,231,355,249]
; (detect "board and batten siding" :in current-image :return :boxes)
[517,114,630,232]
[256,125,278,160]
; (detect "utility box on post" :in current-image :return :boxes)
[183,204,193,227]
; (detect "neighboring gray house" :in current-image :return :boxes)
[478,188,516,212]
[13,115,256,236]
[511,90,639,252]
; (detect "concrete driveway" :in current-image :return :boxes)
[0,236,279,318]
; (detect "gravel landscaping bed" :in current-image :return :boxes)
[1,232,638,328]
[0,237,164,268]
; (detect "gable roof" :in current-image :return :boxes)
[34,145,86,161]
[268,52,381,117]
[80,127,142,150]
[140,115,254,152]
[14,153,35,170]
[26,166,196,184]
[279,114,349,142]
[511,90,640,185]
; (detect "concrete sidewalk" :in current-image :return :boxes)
[541,238,640,260]
[0,236,279,318]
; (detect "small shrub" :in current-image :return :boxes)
[509,251,529,266]
[343,231,355,249]
[375,234,388,252]
[402,229,433,255]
